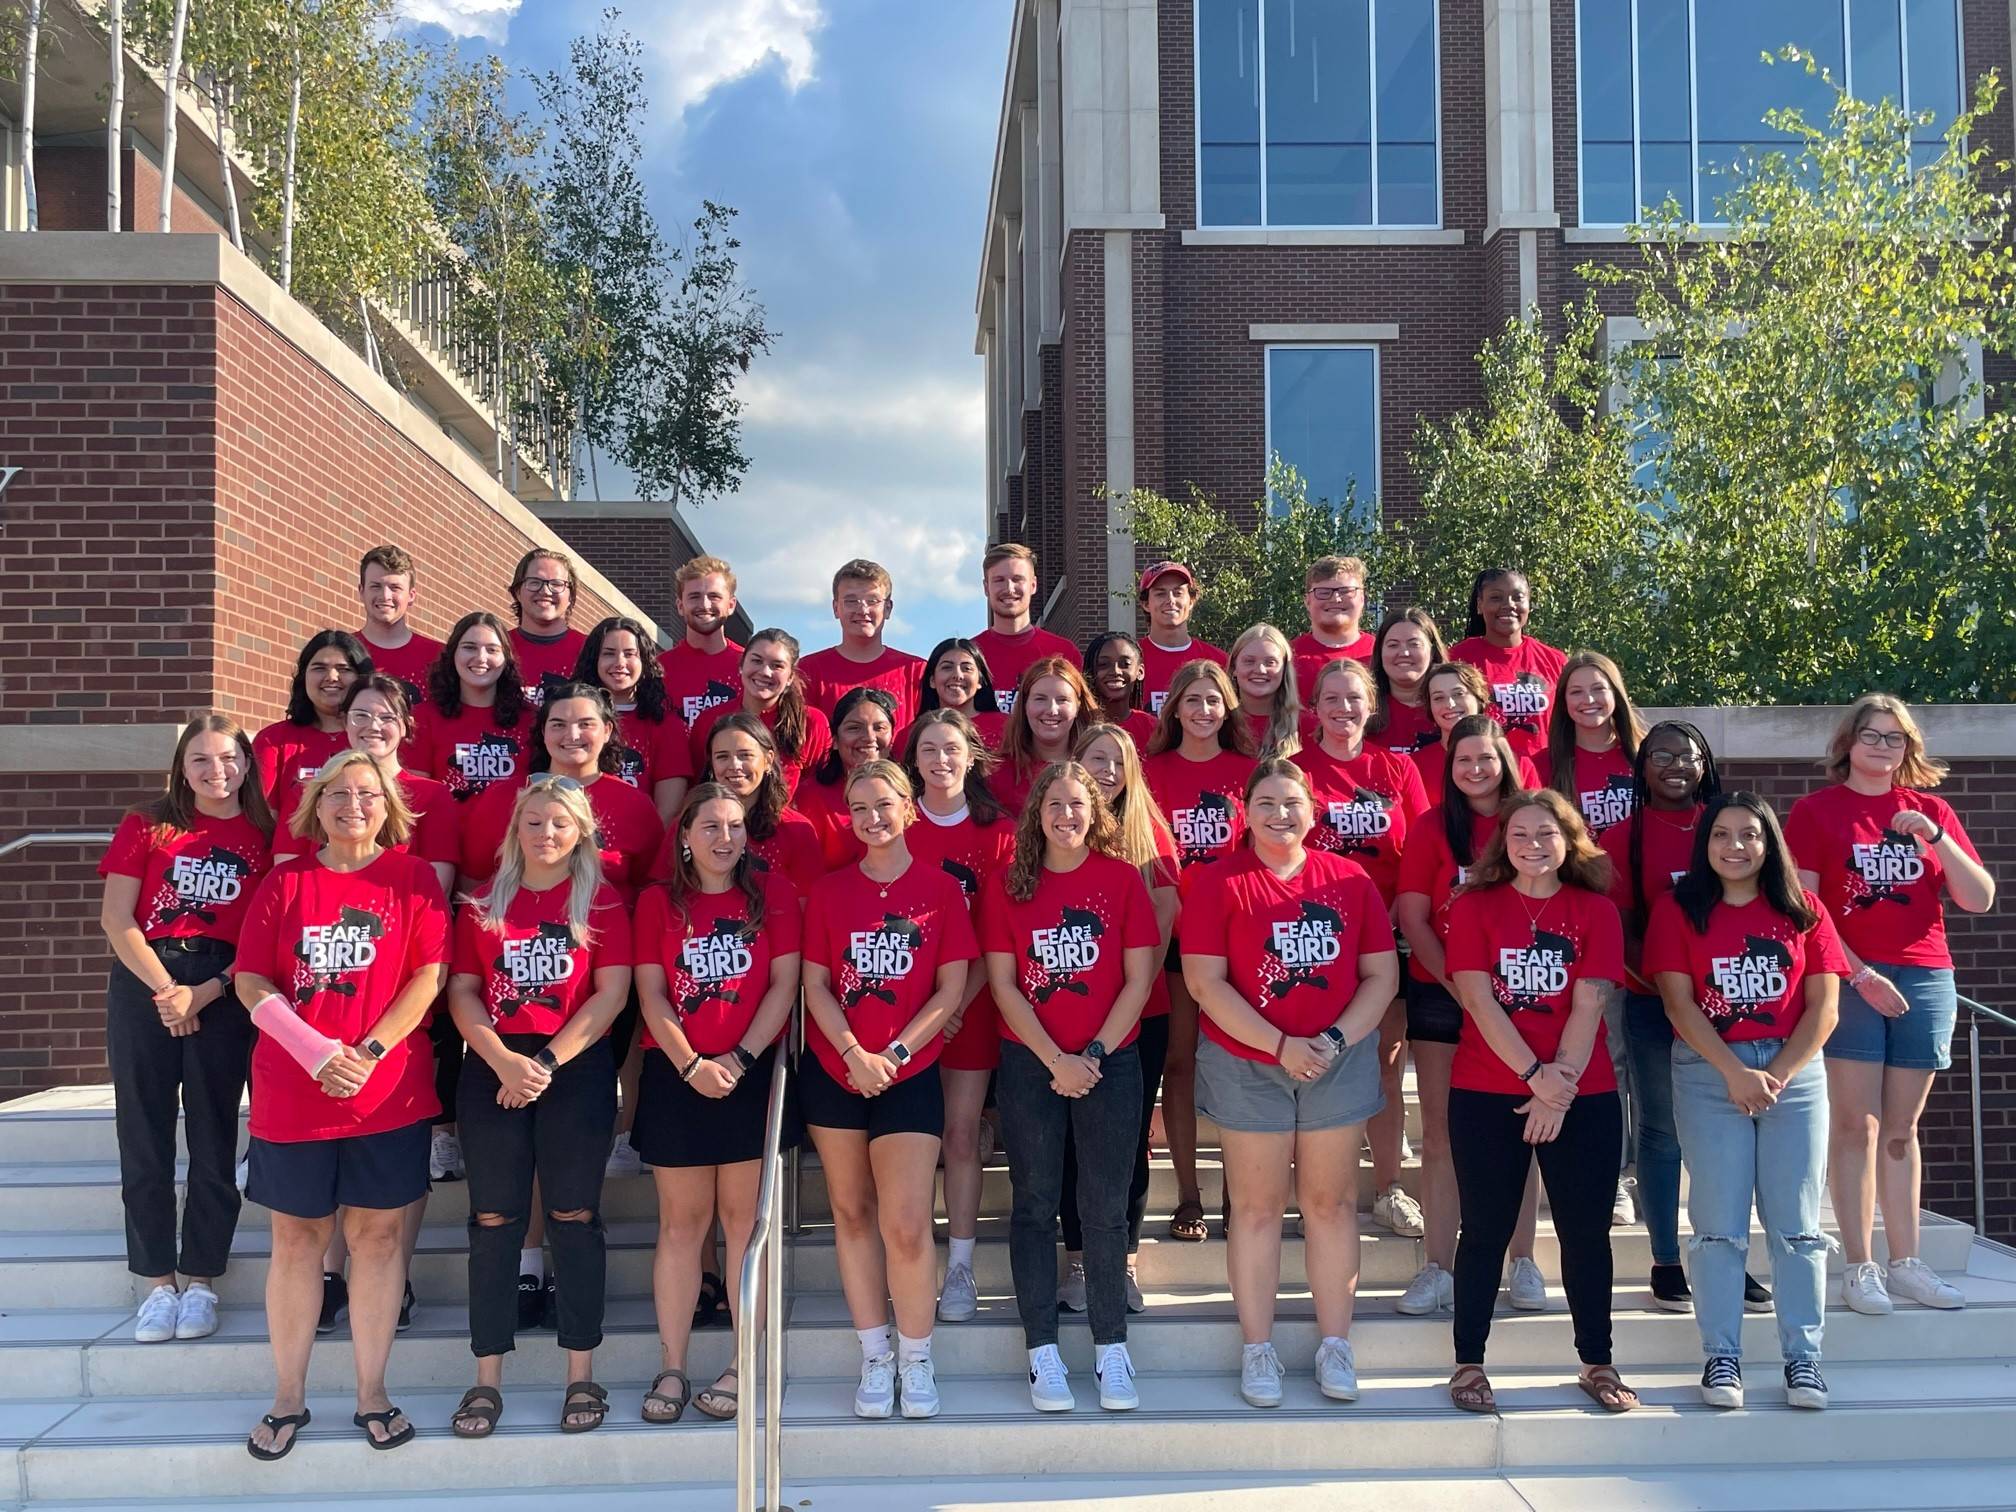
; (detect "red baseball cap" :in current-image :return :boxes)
[1139,560,1199,597]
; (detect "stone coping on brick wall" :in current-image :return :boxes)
[1640,705,2016,761]
[0,231,662,647]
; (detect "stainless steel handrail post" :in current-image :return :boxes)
[736,1048,791,1511]
[1970,1012,1985,1241]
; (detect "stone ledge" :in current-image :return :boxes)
[0,724,182,773]
[1642,705,2016,761]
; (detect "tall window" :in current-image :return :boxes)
[1197,0,1441,228]
[1577,0,1963,226]
[1266,346,1380,518]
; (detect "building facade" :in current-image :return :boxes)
[977,0,2013,644]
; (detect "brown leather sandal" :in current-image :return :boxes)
[694,1366,739,1421]
[642,1368,691,1423]
[1577,1365,1640,1413]
[451,1386,502,1439]
[1169,1199,1208,1243]
[1448,1364,1496,1413]
[561,1380,608,1433]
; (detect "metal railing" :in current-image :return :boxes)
[736,1045,792,1511]
[1961,993,2016,1241]
[0,831,115,859]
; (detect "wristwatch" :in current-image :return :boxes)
[361,1038,387,1061]
[1084,1040,1107,1063]
[1320,1026,1346,1052]
[533,1047,560,1073]
[730,1045,758,1073]
[886,1041,913,1068]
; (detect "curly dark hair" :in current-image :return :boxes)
[427,611,527,728]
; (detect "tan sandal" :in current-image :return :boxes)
[1448,1364,1496,1413]
[694,1366,739,1421]
[1577,1365,1639,1413]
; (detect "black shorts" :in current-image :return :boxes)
[633,1044,802,1168]
[609,987,643,1060]
[798,1051,944,1141]
[1404,976,1465,1045]
[246,1119,432,1219]
[1163,937,1182,973]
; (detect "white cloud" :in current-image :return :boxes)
[397,0,522,42]
[641,0,824,120]
[740,365,984,445]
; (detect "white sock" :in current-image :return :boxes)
[948,1236,976,1270]
[520,1248,546,1282]
[898,1331,932,1366]
[857,1324,892,1361]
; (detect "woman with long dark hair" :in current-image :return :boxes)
[911,636,1007,750]
[1083,631,1160,753]
[1366,608,1446,757]
[575,616,692,823]
[254,630,372,825]
[1415,661,1541,803]
[415,611,531,804]
[687,628,834,800]
[799,686,902,871]
[657,714,827,898]
[1448,568,1566,763]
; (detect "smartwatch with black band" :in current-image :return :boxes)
[1084,1040,1107,1064]
[1320,1026,1346,1052]
[730,1045,758,1074]
[533,1046,560,1073]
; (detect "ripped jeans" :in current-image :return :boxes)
[1671,1039,1829,1363]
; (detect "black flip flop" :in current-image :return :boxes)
[247,1408,310,1461]
[354,1406,415,1450]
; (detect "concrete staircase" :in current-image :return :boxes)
[3,1080,2015,1510]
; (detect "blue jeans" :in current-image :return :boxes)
[1623,993,1682,1266]
[1670,1040,1830,1363]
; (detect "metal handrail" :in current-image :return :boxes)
[0,831,114,858]
[1961,994,2014,1241]
[736,1045,792,1511]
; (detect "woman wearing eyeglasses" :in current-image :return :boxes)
[1787,696,1995,1316]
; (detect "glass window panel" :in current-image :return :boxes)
[1848,0,1902,105]
[1640,143,1694,217]
[1374,0,1437,146]
[1583,142,1637,224]
[1265,0,1373,224]
[1199,0,1264,224]
[1695,0,1841,198]
[1637,0,1692,216]
[1905,0,1961,142]
[1578,0,1635,223]
[1378,143,1438,223]
[1268,347,1380,521]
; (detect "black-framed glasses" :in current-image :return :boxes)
[1855,728,1909,751]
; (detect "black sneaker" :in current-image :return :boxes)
[1784,1359,1828,1410]
[538,1274,559,1331]
[316,1272,349,1335]
[1743,1272,1774,1313]
[1650,1263,1693,1313]
[1700,1355,1743,1408]
[396,1281,415,1332]
[517,1273,544,1331]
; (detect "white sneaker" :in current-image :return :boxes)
[854,1352,896,1419]
[937,1261,978,1323]
[1123,1264,1145,1314]
[134,1283,179,1343]
[1885,1256,1965,1310]
[1396,1261,1454,1316]
[1399,1133,1414,1163]
[1095,1341,1138,1411]
[429,1128,465,1182]
[898,1356,941,1418]
[605,1136,643,1179]
[1612,1178,1637,1227]
[1700,1355,1743,1409]
[1057,1258,1088,1313]
[1315,1337,1359,1401]
[1239,1341,1284,1408]
[1508,1256,1547,1310]
[234,1157,249,1192]
[174,1281,219,1340]
[1841,1260,1894,1315]
[1029,1343,1075,1412]
[1372,1183,1425,1237]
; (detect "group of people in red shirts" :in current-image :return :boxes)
[96,539,1996,1454]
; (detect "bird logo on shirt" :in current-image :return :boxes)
[841,913,926,1008]
[675,916,755,1019]
[151,844,254,930]
[682,680,740,725]
[939,856,981,899]
[489,920,575,1022]
[1701,934,1794,1029]
[1027,906,1106,1004]
[1258,900,1345,1005]
[1844,826,1925,910]
[1492,927,1576,1014]
[292,905,387,1001]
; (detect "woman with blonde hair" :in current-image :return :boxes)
[1787,695,1995,1315]
[448,775,633,1437]
[1228,623,1302,760]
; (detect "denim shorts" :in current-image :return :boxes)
[1826,964,1958,1071]
[1196,1034,1384,1134]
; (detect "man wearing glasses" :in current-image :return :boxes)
[1291,556,1376,708]
[508,549,589,709]
[797,559,927,726]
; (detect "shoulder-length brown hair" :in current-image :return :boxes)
[1824,694,1949,789]
[902,707,1007,825]
[999,656,1099,781]
[141,713,275,839]
[1424,661,1490,738]
[1440,713,1523,865]
[1459,787,1613,896]
[658,782,767,934]
[1146,660,1258,758]
[1004,760,1124,901]
[1545,650,1646,794]
[704,713,791,841]
[1367,608,1447,735]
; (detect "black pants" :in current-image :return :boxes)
[459,1035,616,1356]
[431,1004,463,1124]
[106,941,251,1279]
[997,1040,1142,1349]
[1450,1088,1622,1367]
[1060,1013,1168,1252]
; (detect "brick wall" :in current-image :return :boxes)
[541,514,680,632]
[35,145,231,237]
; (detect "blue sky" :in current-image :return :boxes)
[398,0,1013,657]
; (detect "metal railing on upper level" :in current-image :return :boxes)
[736,1044,792,1511]
[0,832,115,859]
[1960,994,2015,1241]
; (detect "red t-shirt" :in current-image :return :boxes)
[1539,744,1637,838]
[689,700,833,799]
[1448,636,1568,760]
[609,707,693,795]
[1142,827,1182,1016]
[660,640,746,728]
[1179,849,1395,1061]
[650,809,827,899]
[972,626,1079,716]
[1290,631,1375,708]
[1396,810,1503,983]
[99,810,274,945]
[1291,742,1431,904]
[1600,802,1702,947]
[1785,783,1981,969]
[905,810,1018,908]
[357,631,442,705]
[452,882,632,1037]
[411,702,531,803]
[1114,709,1161,755]
[272,770,458,871]
[802,859,979,1087]
[981,852,1160,1052]
[1445,883,1623,1096]
[253,723,349,829]
[1144,748,1252,870]
[797,645,927,728]
[1644,890,1848,1044]
[794,776,866,872]
[234,851,450,1141]
[1412,743,1543,807]
[510,626,589,709]
[1371,697,1440,758]
[633,871,801,1054]
[1139,638,1228,716]
[458,773,665,901]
